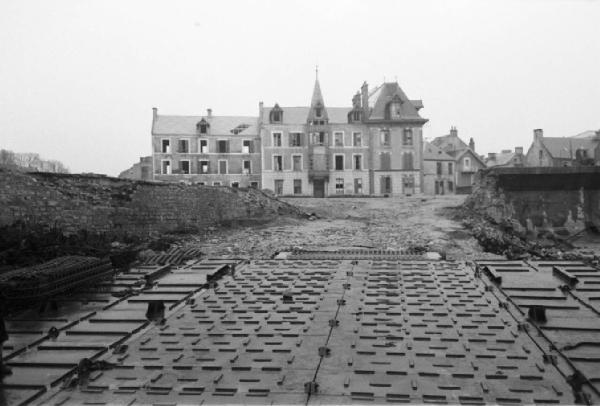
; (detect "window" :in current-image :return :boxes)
[180,160,190,174]
[354,178,362,194]
[448,162,453,174]
[270,105,283,123]
[436,162,442,175]
[380,130,390,147]
[391,102,402,118]
[354,155,362,170]
[161,139,170,153]
[242,140,251,153]
[315,107,322,118]
[273,132,282,147]
[178,139,189,153]
[403,152,414,170]
[352,110,361,122]
[231,182,239,188]
[197,119,209,134]
[448,181,454,192]
[403,175,415,194]
[199,139,208,153]
[334,132,344,147]
[199,160,209,174]
[218,160,227,174]
[335,178,344,194]
[273,155,283,171]
[380,152,391,170]
[464,157,471,169]
[199,124,208,134]
[213,181,221,186]
[250,182,258,189]
[353,132,362,147]
[217,140,228,153]
[292,155,302,171]
[161,160,171,174]
[293,179,302,195]
[243,160,251,174]
[403,128,413,146]
[335,155,344,170]
[539,150,543,160]
[381,176,392,194]
[313,132,326,145]
[290,133,303,147]
[197,182,205,186]
[274,180,284,195]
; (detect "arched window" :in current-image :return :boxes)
[196,118,209,134]
[270,104,283,123]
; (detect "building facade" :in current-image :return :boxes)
[525,128,600,167]
[485,147,525,168]
[260,78,427,196]
[151,108,261,187]
[422,142,455,195]
[150,77,428,195]
[430,127,486,194]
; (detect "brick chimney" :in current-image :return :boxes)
[258,101,264,124]
[469,137,475,152]
[515,146,524,155]
[361,81,369,116]
[207,108,212,118]
[450,126,458,137]
[534,128,543,141]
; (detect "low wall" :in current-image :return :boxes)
[0,168,300,239]
[466,167,600,236]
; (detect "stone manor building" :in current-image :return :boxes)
[151,77,428,196]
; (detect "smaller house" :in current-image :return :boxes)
[423,142,455,195]
[525,129,600,167]
[430,127,486,194]
[485,147,525,168]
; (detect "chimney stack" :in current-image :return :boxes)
[534,128,543,140]
[361,81,369,116]
[488,152,497,160]
[450,126,458,137]
[152,107,157,119]
[515,146,524,155]
[207,108,212,118]
[469,137,475,152]
[258,102,264,124]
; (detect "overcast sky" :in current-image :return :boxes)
[1,0,599,175]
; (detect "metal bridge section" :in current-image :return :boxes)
[288,248,428,261]
[2,259,592,405]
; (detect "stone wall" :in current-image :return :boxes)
[0,168,300,239]
[466,167,600,237]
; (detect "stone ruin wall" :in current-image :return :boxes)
[0,168,300,239]
[466,168,600,237]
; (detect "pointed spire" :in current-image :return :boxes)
[308,71,328,124]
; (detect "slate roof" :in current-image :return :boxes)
[152,115,259,136]
[431,133,469,152]
[367,82,424,120]
[540,137,597,159]
[572,130,599,138]
[486,151,516,167]
[423,141,454,161]
[261,106,352,125]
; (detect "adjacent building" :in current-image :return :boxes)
[485,147,525,168]
[422,142,455,195]
[151,108,261,187]
[430,127,486,194]
[525,129,600,167]
[119,156,153,180]
[260,78,427,196]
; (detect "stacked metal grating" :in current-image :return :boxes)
[141,246,204,266]
[289,248,427,260]
[0,256,114,301]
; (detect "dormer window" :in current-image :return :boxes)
[315,107,322,118]
[270,104,283,123]
[385,95,403,120]
[196,118,209,134]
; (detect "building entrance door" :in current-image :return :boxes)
[313,180,325,197]
[381,176,392,194]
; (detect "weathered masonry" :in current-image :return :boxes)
[5,256,599,404]
[467,166,600,237]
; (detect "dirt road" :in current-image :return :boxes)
[181,195,501,260]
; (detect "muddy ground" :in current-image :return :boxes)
[178,195,502,260]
